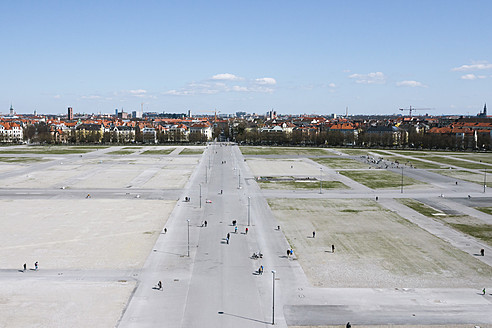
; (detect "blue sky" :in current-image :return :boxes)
[1,1,491,116]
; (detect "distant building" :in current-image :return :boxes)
[478,103,487,117]
[9,104,14,116]
[118,111,129,119]
[142,127,157,144]
[0,122,23,142]
[131,111,142,119]
[68,107,73,120]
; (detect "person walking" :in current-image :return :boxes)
[481,249,485,256]
[204,221,207,227]
[245,227,248,234]
[346,322,351,328]
[34,262,38,270]
[483,288,486,295]
[287,249,290,257]
[23,263,26,272]
[226,237,229,244]
[164,228,167,234]
[227,233,230,239]
[312,231,316,238]
[235,226,238,234]
[332,245,335,253]
[158,281,162,291]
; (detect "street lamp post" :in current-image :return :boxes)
[271,270,276,325]
[199,184,202,209]
[187,219,190,257]
[319,167,322,194]
[248,196,251,226]
[484,168,487,193]
[400,167,404,194]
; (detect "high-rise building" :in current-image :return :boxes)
[68,107,73,120]
[9,104,14,116]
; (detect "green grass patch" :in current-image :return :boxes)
[107,150,135,155]
[259,179,349,190]
[312,157,369,169]
[71,146,109,149]
[476,207,492,216]
[412,155,490,170]
[434,169,485,184]
[141,148,175,155]
[339,170,423,189]
[240,146,329,156]
[449,223,492,245]
[398,199,443,217]
[0,148,93,154]
[336,149,372,156]
[179,148,204,155]
[0,156,48,163]
[122,146,142,150]
[340,209,361,213]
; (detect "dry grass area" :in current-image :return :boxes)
[0,199,174,269]
[246,158,323,177]
[268,198,492,288]
[0,156,198,189]
[0,280,134,328]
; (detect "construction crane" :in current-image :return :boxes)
[202,109,221,124]
[399,106,433,117]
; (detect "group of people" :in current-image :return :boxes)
[22,261,38,271]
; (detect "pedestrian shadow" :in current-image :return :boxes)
[152,249,185,257]
[279,255,288,258]
[218,311,270,324]
[18,270,25,273]
[473,253,483,256]
[324,250,334,253]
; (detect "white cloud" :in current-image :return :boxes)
[80,95,102,100]
[348,72,386,84]
[128,89,147,94]
[396,80,427,87]
[211,73,243,81]
[461,74,486,80]
[255,77,277,85]
[231,85,249,92]
[452,61,492,71]
[328,83,336,88]
[53,94,61,99]
[165,75,277,95]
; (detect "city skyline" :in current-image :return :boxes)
[1,1,491,116]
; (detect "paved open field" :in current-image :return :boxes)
[0,144,491,327]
